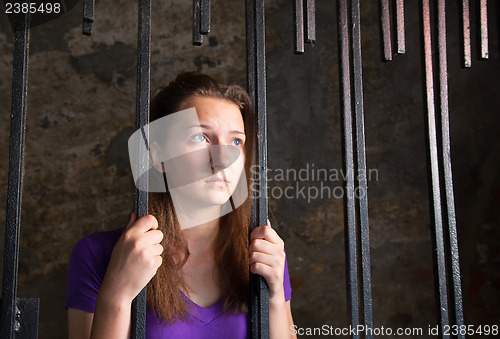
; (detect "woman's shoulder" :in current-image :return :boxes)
[66,228,123,312]
[70,228,123,262]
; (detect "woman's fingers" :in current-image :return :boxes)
[144,228,164,245]
[249,242,285,270]
[249,249,284,268]
[102,213,163,302]
[249,223,286,300]
[125,213,158,233]
[250,260,280,280]
[152,243,164,256]
[250,224,284,248]
[249,238,279,256]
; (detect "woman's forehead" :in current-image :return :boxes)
[180,96,244,129]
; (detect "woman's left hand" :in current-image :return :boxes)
[249,220,286,302]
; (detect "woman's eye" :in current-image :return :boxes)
[231,139,243,147]
[191,134,207,143]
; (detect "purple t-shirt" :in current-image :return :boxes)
[65,228,292,338]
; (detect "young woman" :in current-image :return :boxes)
[66,72,295,338]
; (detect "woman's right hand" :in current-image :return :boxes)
[99,213,164,304]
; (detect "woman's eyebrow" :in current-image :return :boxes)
[190,124,245,135]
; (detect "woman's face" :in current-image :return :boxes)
[151,96,247,214]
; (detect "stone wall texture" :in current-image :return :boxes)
[0,1,499,338]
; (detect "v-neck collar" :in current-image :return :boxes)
[181,291,224,324]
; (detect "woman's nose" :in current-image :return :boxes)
[209,145,238,171]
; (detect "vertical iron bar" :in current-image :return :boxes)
[422,0,450,332]
[337,0,360,334]
[246,0,256,98]
[82,0,95,36]
[200,0,211,35]
[245,1,260,336]
[396,0,406,54]
[0,11,30,339]
[380,0,392,60]
[131,0,151,338]
[294,0,305,54]
[305,0,316,44]
[255,0,269,337]
[14,298,40,338]
[480,0,489,59]
[246,1,258,338]
[246,0,269,337]
[462,0,471,67]
[193,0,203,46]
[351,1,374,335]
[437,0,465,336]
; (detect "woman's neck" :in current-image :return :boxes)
[182,218,220,256]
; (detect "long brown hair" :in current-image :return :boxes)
[146,72,254,322]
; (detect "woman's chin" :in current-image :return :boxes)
[203,193,232,206]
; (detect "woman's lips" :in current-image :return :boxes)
[205,178,230,187]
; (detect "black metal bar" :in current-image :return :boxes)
[294,0,305,54]
[396,0,406,54]
[255,0,269,336]
[245,1,260,336]
[351,1,374,335]
[337,0,360,333]
[193,0,203,46]
[246,0,269,337]
[305,0,316,44]
[246,0,256,96]
[436,1,465,336]
[0,11,30,339]
[200,0,211,35]
[82,0,95,36]
[380,0,392,60]
[131,0,151,338]
[461,0,471,67]
[14,298,40,338]
[480,0,489,59]
[255,1,269,335]
[421,0,450,332]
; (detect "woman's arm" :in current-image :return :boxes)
[68,309,93,339]
[67,296,131,339]
[68,213,163,339]
[269,298,296,339]
[249,223,297,339]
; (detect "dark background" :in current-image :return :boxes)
[0,0,499,337]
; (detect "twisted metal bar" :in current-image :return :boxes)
[193,0,203,45]
[396,0,406,54]
[380,0,392,60]
[480,0,489,59]
[131,0,151,337]
[337,0,360,334]
[200,0,211,35]
[294,0,305,54]
[351,1,374,335]
[0,11,30,339]
[305,0,316,43]
[421,0,450,332]
[437,1,465,336]
[82,0,95,36]
[461,0,471,67]
[246,0,270,337]
[193,0,203,46]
